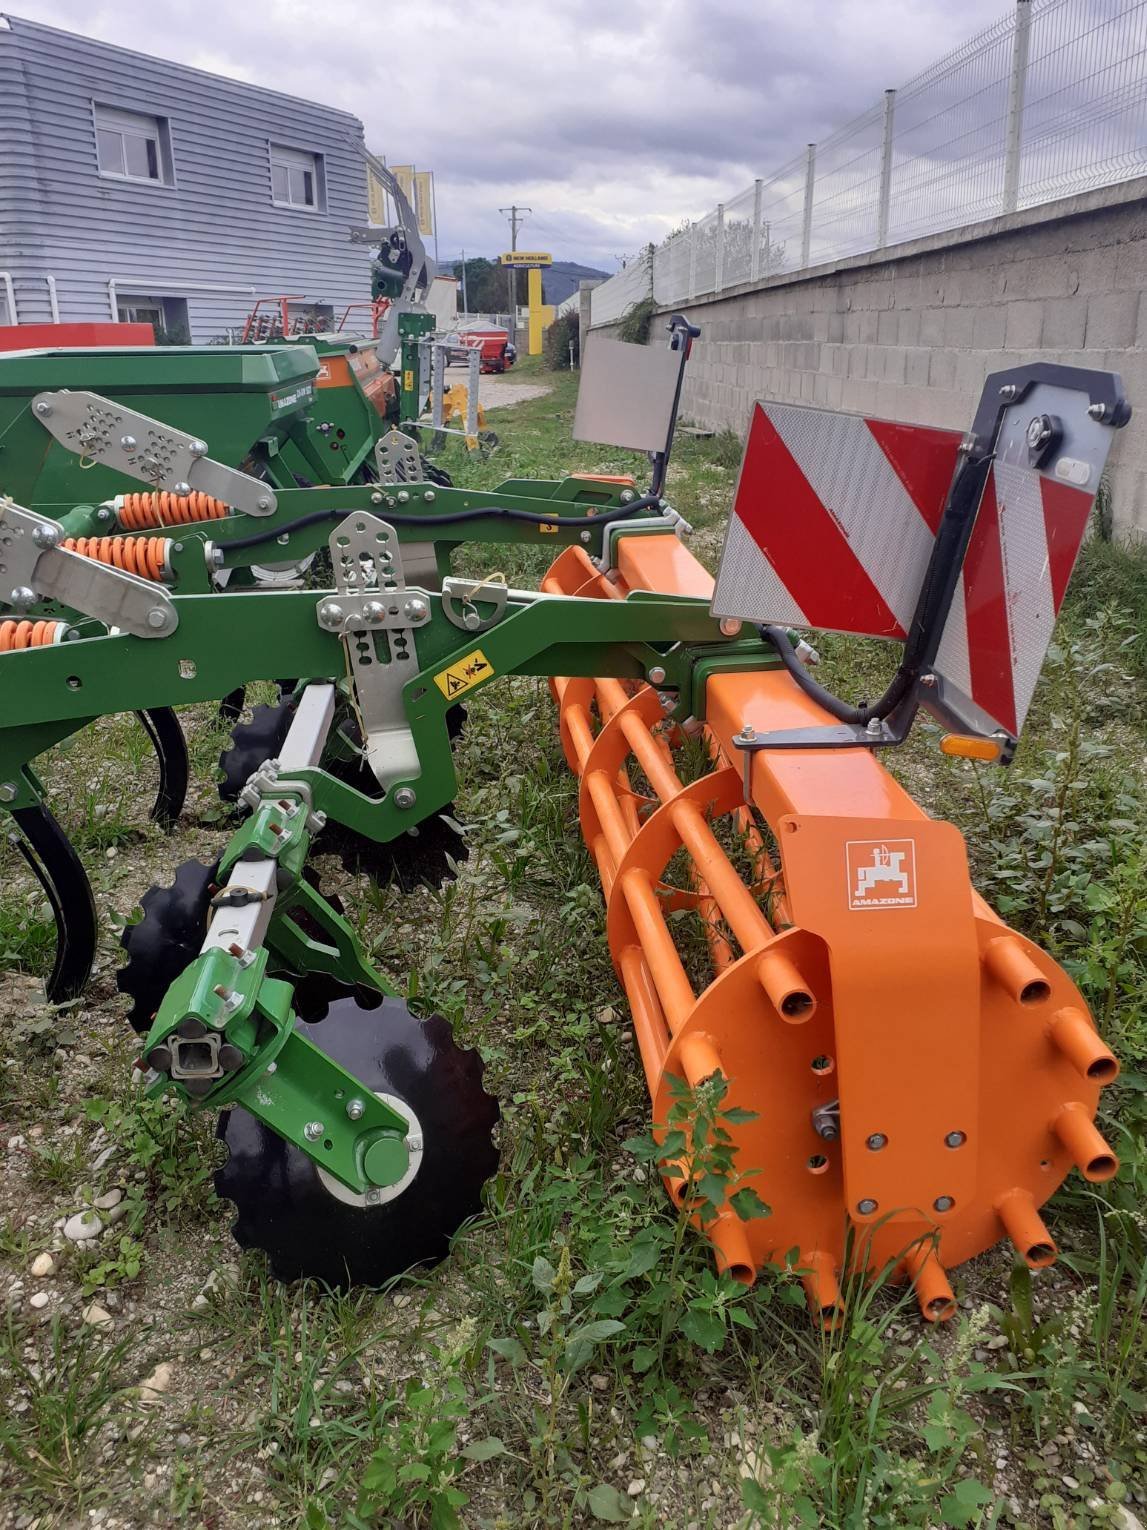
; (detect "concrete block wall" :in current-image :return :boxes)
[594,178,1147,531]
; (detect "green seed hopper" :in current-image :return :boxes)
[0,344,325,506]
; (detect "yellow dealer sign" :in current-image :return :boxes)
[499,251,553,267]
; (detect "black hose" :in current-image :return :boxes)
[761,626,905,725]
[219,493,661,558]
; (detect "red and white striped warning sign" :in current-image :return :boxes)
[712,400,1098,737]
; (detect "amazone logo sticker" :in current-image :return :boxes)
[846,839,917,910]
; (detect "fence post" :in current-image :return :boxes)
[877,89,896,248]
[800,144,816,268]
[1003,0,1032,214]
[750,178,764,281]
[715,203,725,293]
[689,221,698,298]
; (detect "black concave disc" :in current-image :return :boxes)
[117,858,219,1033]
[217,698,298,802]
[215,995,498,1286]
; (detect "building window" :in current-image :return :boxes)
[270,144,324,211]
[94,104,172,185]
[115,294,190,343]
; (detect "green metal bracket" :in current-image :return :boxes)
[218,796,311,884]
[142,944,408,1194]
[270,875,397,997]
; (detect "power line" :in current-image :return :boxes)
[498,204,532,335]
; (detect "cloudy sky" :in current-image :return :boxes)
[17,0,1013,271]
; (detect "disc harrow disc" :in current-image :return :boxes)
[117,858,219,1033]
[215,995,498,1286]
[217,698,298,802]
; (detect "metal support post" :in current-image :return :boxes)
[715,204,726,294]
[750,179,764,282]
[877,90,896,248]
[466,348,480,438]
[801,144,816,269]
[689,221,699,299]
[431,345,446,433]
[1003,0,1032,214]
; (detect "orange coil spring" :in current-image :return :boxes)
[0,619,67,651]
[62,536,171,582]
[115,490,229,530]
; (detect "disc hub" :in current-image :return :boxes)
[317,1091,425,1208]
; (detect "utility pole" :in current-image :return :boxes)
[459,249,468,317]
[499,203,531,333]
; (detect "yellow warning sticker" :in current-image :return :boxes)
[434,648,494,700]
[403,369,414,392]
[538,521,558,534]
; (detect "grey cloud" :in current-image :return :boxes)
[18,0,1018,267]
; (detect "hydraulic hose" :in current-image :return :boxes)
[760,625,914,726]
[217,494,661,559]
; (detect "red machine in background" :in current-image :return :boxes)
[0,322,155,351]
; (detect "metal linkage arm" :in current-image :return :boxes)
[31,390,277,516]
[0,498,177,637]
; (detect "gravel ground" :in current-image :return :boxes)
[446,363,552,411]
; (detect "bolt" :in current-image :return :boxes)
[1088,401,1107,421]
[944,1131,966,1149]
[393,786,417,810]
[188,439,208,457]
[34,400,52,417]
[738,724,757,742]
[9,586,36,611]
[147,607,168,629]
[0,782,17,802]
[920,673,936,689]
[580,529,592,544]
[276,532,290,546]
[866,1133,887,1151]
[423,490,436,503]
[120,435,137,451]
[173,481,192,497]
[32,523,59,549]
[371,491,384,505]
[403,597,428,622]
[346,1098,366,1121]
[363,600,387,624]
[256,497,272,512]
[397,489,410,504]
[857,1198,878,1216]
[866,716,883,736]
[648,665,667,685]
[719,617,742,638]
[95,507,113,523]
[318,601,344,629]
[303,1121,324,1142]
[999,384,1018,401]
[933,1195,955,1213]
[620,489,635,503]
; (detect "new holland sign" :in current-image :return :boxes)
[499,251,552,267]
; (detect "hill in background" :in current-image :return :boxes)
[542,261,610,307]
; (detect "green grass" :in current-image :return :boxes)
[0,352,1145,1527]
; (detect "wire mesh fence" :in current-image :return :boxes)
[590,0,1147,326]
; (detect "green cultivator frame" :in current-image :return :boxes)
[0,319,1131,1317]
